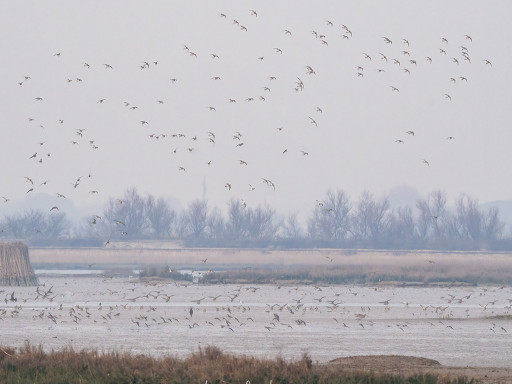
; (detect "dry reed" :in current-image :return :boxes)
[0,343,473,384]
[0,242,38,286]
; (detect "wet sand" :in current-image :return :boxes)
[2,276,511,378]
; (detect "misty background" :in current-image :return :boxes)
[1,1,512,248]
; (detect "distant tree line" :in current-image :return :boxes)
[1,188,511,250]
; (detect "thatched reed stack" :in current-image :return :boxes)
[0,242,38,286]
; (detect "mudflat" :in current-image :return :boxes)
[329,355,512,384]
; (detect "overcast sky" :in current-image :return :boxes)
[1,1,511,220]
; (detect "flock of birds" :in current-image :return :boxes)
[1,7,495,241]
[1,277,510,361]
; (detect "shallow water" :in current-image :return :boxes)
[1,277,511,367]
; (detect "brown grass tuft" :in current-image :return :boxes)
[0,342,475,384]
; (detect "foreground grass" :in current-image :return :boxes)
[0,344,473,384]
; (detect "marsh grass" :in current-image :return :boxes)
[197,265,507,286]
[0,343,473,384]
[139,266,193,281]
[31,248,512,286]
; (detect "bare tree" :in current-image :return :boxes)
[206,207,225,240]
[388,206,416,247]
[225,198,251,240]
[246,204,278,240]
[0,209,68,241]
[482,207,504,243]
[1,213,27,239]
[146,195,176,238]
[175,211,189,239]
[101,188,148,239]
[185,199,209,239]
[453,195,504,245]
[307,189,352,241]
[416,190,448,241]
[454,194,482,241]
[46,212,70,238]
[282,212,304,239]
[352,191,391,245]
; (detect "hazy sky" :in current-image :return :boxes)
[1,1,511,220]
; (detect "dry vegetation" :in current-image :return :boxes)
[0,242,38,286]
[0,343,475,384]
[30,247,512,285]
[196,265,509,286]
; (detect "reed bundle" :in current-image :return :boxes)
[0,242,38,286]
